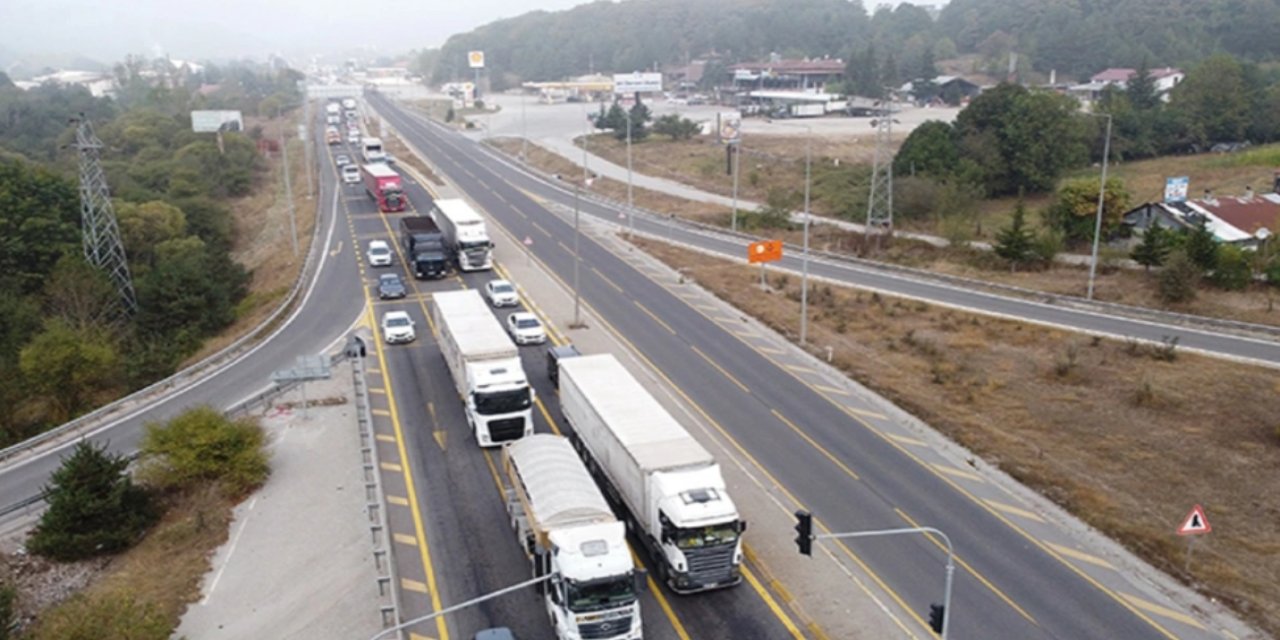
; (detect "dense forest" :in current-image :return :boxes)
[426,0,1280,88]
[0,61,302,447]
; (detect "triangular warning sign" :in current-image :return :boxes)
[1176,504,1211,536]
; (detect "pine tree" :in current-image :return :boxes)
[28,441,157,561]
[1130,224,1170,271]
[919,44,936,81]
[994,198,1036,270]
[1183,220,1219,272]
[1126,56,1159,111]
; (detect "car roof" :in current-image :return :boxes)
[510,312,538,321]
[379,273,400,281]
[383,310,411,320]
[488,279,511,287]
[369,240,389,248]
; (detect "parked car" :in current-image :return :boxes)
[546,344,580,389]
[377,273,406,299]
[366,240,393,267]
[381,310,416,344]
[335,154,351,166]
[342,164,360,183]
[484,279,519,307]
[506,312,546,345]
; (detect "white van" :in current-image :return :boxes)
[341,164,360,184]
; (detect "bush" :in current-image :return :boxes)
[28,441,157,561]
[31,591,168,640]
[0,582,14,640]
[140,406,269,498]
[1031,230,1063,264]
[1158,249,1200,303]
[1211,244,1251,290]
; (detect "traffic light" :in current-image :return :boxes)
[928,603,946,634]
[793,510,813,556]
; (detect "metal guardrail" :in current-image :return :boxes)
[470,137,1280,343]
[0,149,332,467]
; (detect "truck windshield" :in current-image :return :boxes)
[459,240,490,250]
[674,523,740,549]
[474,387,531,415]
[566,575,635,613]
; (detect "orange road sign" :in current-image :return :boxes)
[748,239,783,264]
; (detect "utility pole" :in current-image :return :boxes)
[303,98,314,199]
[279,107,299,257]
[800,129,812,346]
[70,115,137,315]
[731,141,741,232]
[521,91,528,162]
[1087,113,1113,301]
[572,184,584,328]
[866,97,897,250]
[625,108,634,237]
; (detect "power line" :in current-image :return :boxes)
[70,114,137,315]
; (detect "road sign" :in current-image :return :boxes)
[468,51,485,69]
[748,239,783,264]
[1164,176,1189,203]
[191,110,243,133]
[1177,504,1211,536]
[523,236,533,246]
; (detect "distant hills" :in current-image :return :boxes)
[430,0,1280,87]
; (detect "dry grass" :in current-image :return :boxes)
[633,237,1280,636]
[383,134,444,187]
[486,137,732,224]
[180,113,318,365]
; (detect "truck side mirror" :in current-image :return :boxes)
[633,568,649,594]
[740,521,748,534]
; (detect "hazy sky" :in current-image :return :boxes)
[0,0,590,63]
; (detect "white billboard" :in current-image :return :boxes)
[1164,176,1189,203]
[191,110,243,133]
[613,72,663,95]
[468,51,485,69]
[718,111,742,144]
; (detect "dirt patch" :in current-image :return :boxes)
[632,236,1280,637]
[1,486,235,636]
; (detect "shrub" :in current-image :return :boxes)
[1031,230,1063,265]
[1158,249,1200,303]
[0,582,14,640]
[140,406,269,498]
[28,441,157,561]
[31,591,168,640]
[1211,244,1251,290]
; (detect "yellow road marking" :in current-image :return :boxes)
[433,431,447,451]
[380,462,402,472]
[897,509,1039,626]
[401,578,429,593]
[1118,592,1206,629]
[756,345,785,355]
[394,533,419,546]
[785,364,816,374]
[375,433,396,443]
[366,367,381,374]
[591,266,625,293]
[628,549,693,640]
[931,463,984,483]
[842,404,888,420]
[771,409,860,481]
[369,387,386,394]
[691,345,750,394]
[733,329,760,339]
[695,304,718,312]
[409,633,435,640]
[984,499,1046,523]
[633,300,676,334]
[372,408,391,416]
[888,433,927,447]
[813,384,850,396]
[387,495,410,506]
[1047,542,1115,570]
[742,565,806,639]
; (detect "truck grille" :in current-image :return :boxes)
[489,417,525,443]
[686,544,737,586]
[579,616,633,639]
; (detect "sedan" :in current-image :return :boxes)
[377,273,406,299]
[484,279,519,307]
[506,312,546,345]
[381,311,416,344]
[335,154,351,166]
[366,240,393,267]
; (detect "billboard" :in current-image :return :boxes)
[747,240,783,264]
[718,111,742,144]
[468,51,485,69]
[191,110,243,133]
[1164,176,1189,203]
[613,72,663,95]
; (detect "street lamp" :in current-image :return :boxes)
[1086,112,1113,301]
[521,90,528,162]
[775,122,814,346]
[624,107,635,237]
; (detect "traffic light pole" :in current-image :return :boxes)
[794,511,954,639]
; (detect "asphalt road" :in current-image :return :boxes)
[369,91,1231,640]
[0,115,364,518]
[337,130,798,639]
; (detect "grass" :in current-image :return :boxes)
[1068,143,1280,206]
[632,236,1280,637]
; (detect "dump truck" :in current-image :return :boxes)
[398,217,448,279]
[559,354,745,593]
[505,434,644,640]
[433,290,534,446]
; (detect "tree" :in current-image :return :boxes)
[0,160,82,295]
[652,114,700,141]
[954,83,1086,195]
[994,197,1036,270]
[1126,57,1160,112]
[1158,249,1200,303]
[27,441,156,561]
[1044,176,1130,246]
[115,200,188,265]
[43,256,120,333]
[1182,221,1219,272]
[1170,54,1251,145]
[893,121,959,179]
[1212,244,1251,290]
[627,102,652,141]
[19,321,123,424]
[1130,224,1171,272]
[918,44,937,81]
[140,406,269,498]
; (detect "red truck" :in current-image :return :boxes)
[361,163,406,213]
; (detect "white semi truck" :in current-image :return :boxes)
[433,290,534,446]
[505,434,644,640]
[361,136,386,163]
[558,354,745,593]
[433,199,493,271]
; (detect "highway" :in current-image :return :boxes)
[329,129,799,638]
[368,91,1234,640]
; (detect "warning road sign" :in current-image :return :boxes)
[1176,504,1211,536]
[748,239,783,264]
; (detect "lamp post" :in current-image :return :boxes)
[624,107,634,237]
[1086,113,1113,301]
[731,140,741,232]
[775,122,814,346]
[521,91,528,162]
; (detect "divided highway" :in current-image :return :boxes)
[369,91,1234,640]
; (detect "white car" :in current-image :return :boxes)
[506,312,546,345]
[366,240,393,267]
[381,311,416,344]
[342,164,360,184]
[484,279,519,307]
